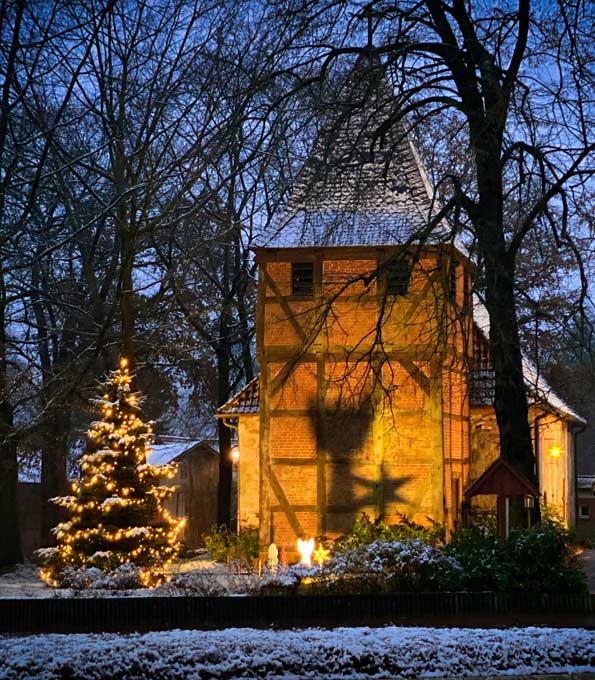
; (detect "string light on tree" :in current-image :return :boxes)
[37,357,185,587]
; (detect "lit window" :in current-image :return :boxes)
[386,259,411,296]
[579,505,590,519]
[291,262,314,296]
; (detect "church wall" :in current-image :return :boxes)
[237,415,260,530]
[469,405,575,526]
[254,246,472,553]
[536,411,574,524]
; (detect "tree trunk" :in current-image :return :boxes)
[475,156,536,483]
[216,413,233,528]
[484,254,536,481]
[0,406,22,566]
[0,273,22,566]
[216,242,234,527]
[120,247,135,365]
[40,408,70,546]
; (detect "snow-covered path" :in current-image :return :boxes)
[1,626,595,679]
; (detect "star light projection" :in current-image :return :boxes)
[39,358,185,587]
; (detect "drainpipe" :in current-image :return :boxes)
[219,416,240,532]
[222,417,239,432]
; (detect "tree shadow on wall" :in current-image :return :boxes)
[306,396,413,535]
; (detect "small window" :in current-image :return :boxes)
[291,262,314,296]
[386,259,411,296]
[579,505,590,519]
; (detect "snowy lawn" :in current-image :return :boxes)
[1,626,595,679]
[0,555,234,599]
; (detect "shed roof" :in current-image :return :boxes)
[146,438,217,465]
[577,475,595,491]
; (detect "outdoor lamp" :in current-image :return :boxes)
[548,445,562,458]
[230,445,240,464]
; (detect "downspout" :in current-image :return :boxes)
[219,416,239,532]
[221,417,239,432]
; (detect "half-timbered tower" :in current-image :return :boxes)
[217,58,584,555]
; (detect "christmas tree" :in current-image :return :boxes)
[39,358,184,587]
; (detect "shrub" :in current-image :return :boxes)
[58,564,151,590]
[506,521,586,593]
[446,520,587,593]
[157,573,228,596]
[321,539,463,593]
[333,513,444,552]
[203,524,258,570]
[445,527,505,591]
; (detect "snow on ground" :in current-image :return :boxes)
[1,626,594,679]
[0,555,234,599]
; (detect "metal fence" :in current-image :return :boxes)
[3,591,595,634]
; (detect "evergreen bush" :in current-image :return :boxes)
[203,524,258,570]
[446,519,587,593]
[322,539,462,593]
[332,513,444,551]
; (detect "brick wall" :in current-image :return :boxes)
[255,245,472,547]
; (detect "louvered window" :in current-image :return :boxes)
[291,262,314,296]
[386,259,411,296]
[449,261,458,300]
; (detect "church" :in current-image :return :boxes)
[217,58,584,556]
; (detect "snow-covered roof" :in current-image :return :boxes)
[473,295,585,423]
[216,377,260,416]
[262,56,467,256]
[247,56,580,426]
[577,475,595,490]
[146,438,216,466]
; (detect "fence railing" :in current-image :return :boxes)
[3,591,595,634]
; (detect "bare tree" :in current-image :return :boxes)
[266,0,595,483]
[0,0,116,566]
[152,11,301,525]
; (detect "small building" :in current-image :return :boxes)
[146,437,219,549]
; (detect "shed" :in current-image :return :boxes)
[147,437,219,549]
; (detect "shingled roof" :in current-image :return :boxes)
[216,377,260,416]
[472,295,584,423]
[264,56,458,251]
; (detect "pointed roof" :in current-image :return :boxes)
[464,457,539,498]
[264,56,462,252]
